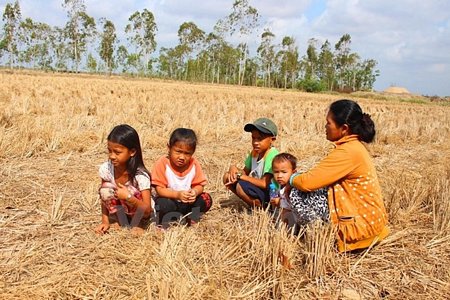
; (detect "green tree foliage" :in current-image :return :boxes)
[304,38,319,80]
[125,9,157,75]
[86,52,97,72]
[355,59,379,91]
[62,0,96,72]
[334,33,352,90]
[217,0,259,85]
[2,0,21,69]
[19,18,53,70]
[199,32,233,84]
[116,45,129,73]
[277,36,299,89]
[99,18,117,75]
[177,21,205,80]
[317,40,335,90]
[158,45,184,79]
[0,1,380,93]
[257,29,276,87]
[52,26,70,71]
[331,33,379,91]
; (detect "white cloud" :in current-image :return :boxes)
[256,0,310,18]
[306,0,450,95]
[0,0,449,95]
[427,63,448,74]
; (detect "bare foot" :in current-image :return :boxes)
[130,227,145,236]
[155,225,167,233]
[251,199,262,208]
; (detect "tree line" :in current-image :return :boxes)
[0,0,379,92]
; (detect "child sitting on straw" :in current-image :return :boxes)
[270,153,329,230]
[223,118,279,209]
[95,124,152,234]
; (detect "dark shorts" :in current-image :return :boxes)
[237,180,270,207]
[155,192,213,225]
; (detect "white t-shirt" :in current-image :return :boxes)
[99,161,151,191]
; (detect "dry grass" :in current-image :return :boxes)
[1,70,449,299]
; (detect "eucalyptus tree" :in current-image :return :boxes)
[304,38,319,80]
[357,59,379,91]
[158,45,185,79]
[217,0,260,85]
[19,18,53,70]
[19,17,38,66]
[125,9,157,75]
[200,32,227,83]
[334,33,352,90]
[278,36,299,89]
[317,40,335,90]
[1,0,21,69]
[62,0,96,72]
[177,21,205,80]
[86,52,97,73]
[243,56,258,86]
[99,18,117,75]
[116,45,129,73]
[257,29,276,87]
[52,26,70,71]
[345,52,360,91]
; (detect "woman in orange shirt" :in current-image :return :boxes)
[290,99,389,252]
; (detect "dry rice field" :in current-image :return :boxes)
[1,71,449,299]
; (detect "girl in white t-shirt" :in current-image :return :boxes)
[95,124,152,234]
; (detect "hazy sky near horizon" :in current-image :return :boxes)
[1,0,449,96]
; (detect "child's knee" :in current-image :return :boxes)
[99,187,115,201]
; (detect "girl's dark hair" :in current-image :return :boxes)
[168,128,197,151]
[107,124,149,182]
[273,152,297,170]
[329,99,376,143]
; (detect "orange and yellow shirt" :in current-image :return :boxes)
[292,135,389,252]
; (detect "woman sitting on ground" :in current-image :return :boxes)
[289,99,389,252]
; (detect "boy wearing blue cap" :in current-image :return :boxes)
[223,117,279,208]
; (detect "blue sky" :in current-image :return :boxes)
[1,0,449,96]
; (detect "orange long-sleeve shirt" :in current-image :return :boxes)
[292,135,389,252]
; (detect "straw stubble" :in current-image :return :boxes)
[1,70,449,299]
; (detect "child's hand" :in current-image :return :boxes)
[270,197,280,207]
[187,189,197,201]
[178,190,196,203]
[116,183,130,200]
[95,222,110,234]
[225,166,240,185]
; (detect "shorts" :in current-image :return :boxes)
[237,180,270,207]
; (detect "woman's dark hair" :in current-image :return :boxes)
[107,124,149,182]
[273,153,297,170]
[329,99,376,143]
[168,128,198,151]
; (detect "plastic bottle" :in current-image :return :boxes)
[269,182,278,200]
